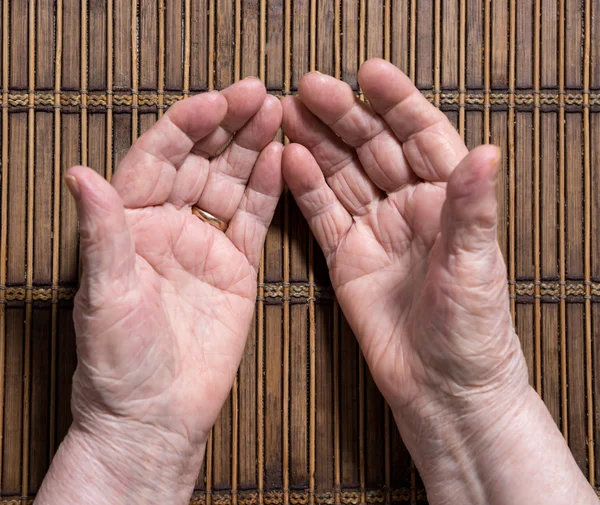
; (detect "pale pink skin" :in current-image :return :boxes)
[35,62,597,505]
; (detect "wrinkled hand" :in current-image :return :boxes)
[66,79,282,474]
[281,60,529,494]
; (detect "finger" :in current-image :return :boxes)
[191,94,282,221]
[112,92,228,208]
[65,166,136,287]
[441,145,500,256]
[282,143,353,258]
[166,79,269,208]
[226,142,284,269]
[298,72,415,193]
[194,77,267,157]
[358,58,468,182]
[281,96,383,216]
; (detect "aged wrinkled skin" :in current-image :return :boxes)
[35,60,597,505]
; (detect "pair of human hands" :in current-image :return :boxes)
[55,59,531,503]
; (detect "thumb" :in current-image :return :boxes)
[66,166,136,286]
[441,144,501,256]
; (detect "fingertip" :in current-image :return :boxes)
[448,145,500,200]
[262,93,283,121]
[358,58,395,88]
[249,141,284,198]
[282,143,321,194]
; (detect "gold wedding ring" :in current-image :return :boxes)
[192,206,228,232]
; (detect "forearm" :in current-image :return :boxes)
[35,421,205,505]
[396,386,597,505]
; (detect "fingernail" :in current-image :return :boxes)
[492,146,502,165]
[65,174,81,200]
[309,70,323,75]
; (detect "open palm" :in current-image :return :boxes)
[282,60,526,424]
[68,79,282,447]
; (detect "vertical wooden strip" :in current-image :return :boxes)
[234,0,241,81]
[583,0,595,485]
[533,0,542,395]
[333,4,342,502]
[508,0,516,320]
[558,0,568,442]
[256,2,266,504]
[205,3,216,500]
[106,0,114,180]
[384,0,390,61]
[433,0,440,107]
[81,0,88,167]
[483,0,490,143]
[131,0,138,141]
[458,0,465,139]
[49,0,63,459]
[158,0,165,117]
[0,0,8,484]
[230,2,240,503]
[208,0,215,90]
[308,3,316,503]
[409,3,416,499]
[382,1,391,501]
[409,0,416,82]
[389,0,409,74]
[358,3,367,502]
[282,0,291,503]
[184,0,191,96]
[21,0,35,498]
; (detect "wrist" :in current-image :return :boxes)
[36,420,205,505]
[394,385,597,505]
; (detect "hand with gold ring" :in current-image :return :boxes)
[36,80,282,505]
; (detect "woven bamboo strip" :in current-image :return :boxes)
[533,0,542,395]
[0,486,438,505]
[2,89,599,109]
[558,0,568,442]
[4,280,600,304]
[106,0,114,180]
[583,0,595,485]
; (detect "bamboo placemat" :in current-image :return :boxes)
[0,1,599,503]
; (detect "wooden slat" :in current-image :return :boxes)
[0,0,8,485]
[583,0,595,485]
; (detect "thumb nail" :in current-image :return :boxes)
[65,174,81,200]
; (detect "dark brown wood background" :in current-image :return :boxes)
[0,0,599,503]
